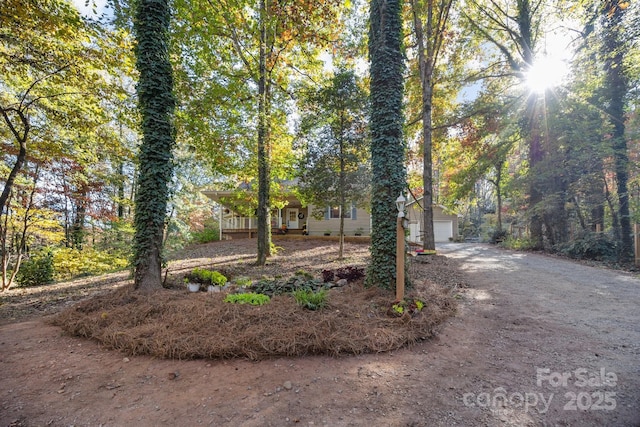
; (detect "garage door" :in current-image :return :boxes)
[433,220,453,242]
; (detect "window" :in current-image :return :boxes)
[326,205,354,219]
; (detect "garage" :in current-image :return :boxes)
[405,200,459,244]
[433,220,453,242]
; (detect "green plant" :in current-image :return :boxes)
[190,268,227,286]
[209,271,227,286]
[354,227,364,236]
[490,229,508,244]
[53,248,129,281]
[234,277,252,287]
[190,222,220,244]
[392,303,404,314]
[502,236,538,251]
[295,269,313,280]
[553,232,619,261]
[16,250,54,287]
[389,299,425,317]
[293,289,328,310]
[224,293,270,305]
[324,230,331,236]
[269,242,283,255]
[251,276,325,296]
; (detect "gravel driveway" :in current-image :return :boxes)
[1,242,639,426]
[434,243,640,426]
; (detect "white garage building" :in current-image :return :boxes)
[406,199,459,244]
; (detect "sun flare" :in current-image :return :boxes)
[525,56,570,94]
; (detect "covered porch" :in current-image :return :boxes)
[202,190,309,240]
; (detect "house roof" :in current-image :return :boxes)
[406,197,459,216]
[202,186,302,211]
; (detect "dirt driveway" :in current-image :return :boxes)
[1,243,639,426]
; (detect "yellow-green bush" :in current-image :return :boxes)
[53,248,129,281]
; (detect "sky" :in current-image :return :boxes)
[71,0,108,18]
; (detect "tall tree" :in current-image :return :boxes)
[132,0,176,290]
[171,0,343,265]
[297,70,370,259]
[446,94,518,235]
[367,0,407,289]
[464,0,547,247]
[1,0,129,288]
[0,0,104,215]
[256,0,271,265]
[409,0,454,251]
[601,0,633,260]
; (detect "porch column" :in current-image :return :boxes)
[278,208,282,228]
[219,203,223,241]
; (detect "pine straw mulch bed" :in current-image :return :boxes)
[52,280,456,360]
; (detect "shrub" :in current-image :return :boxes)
[293,289,328,310]
[190,228,219,244]
[502,236,538,251]
[322,266,365,283]
[224,293,270,305]
[234,276,252,287]
[16,250,54,287]
[251,276,323,296]
[554,232,618,261]
[295,269,313,279]
[321,269,334,283]
[188,268,227,286]
[209,271,227,286]
[490,229,508,244]
[53,248,129,281]
[335,266,365,281]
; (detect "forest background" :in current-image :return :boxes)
[1,0,639,290]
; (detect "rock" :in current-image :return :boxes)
[336,279,348,287]
[283,381,293,390]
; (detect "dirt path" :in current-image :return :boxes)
[1,243,639,426]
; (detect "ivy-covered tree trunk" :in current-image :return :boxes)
[132,0,176,291]
[602,0,632,261]
[366,0,406,289]
[256,0,271,266]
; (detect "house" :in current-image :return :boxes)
[202,186,458,242]
[405,198,460,244]
[202,187,371,239]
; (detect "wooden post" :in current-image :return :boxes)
[635,224,639,266]
[396,216,405,301]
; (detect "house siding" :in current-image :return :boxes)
[306,204,371,236]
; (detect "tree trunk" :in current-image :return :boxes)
[602,0,631,260]
[517,0,544,249]
[338,110,346,260]
[0,108,29,213]
[118,161,125,219]
[494,161,503,232]
[527,129,544,249]
[410,0,453,251]
[132,0,176,291]
[256,0,271,266]
[367,0,406,289]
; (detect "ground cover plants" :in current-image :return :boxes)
[48,239,464,360]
